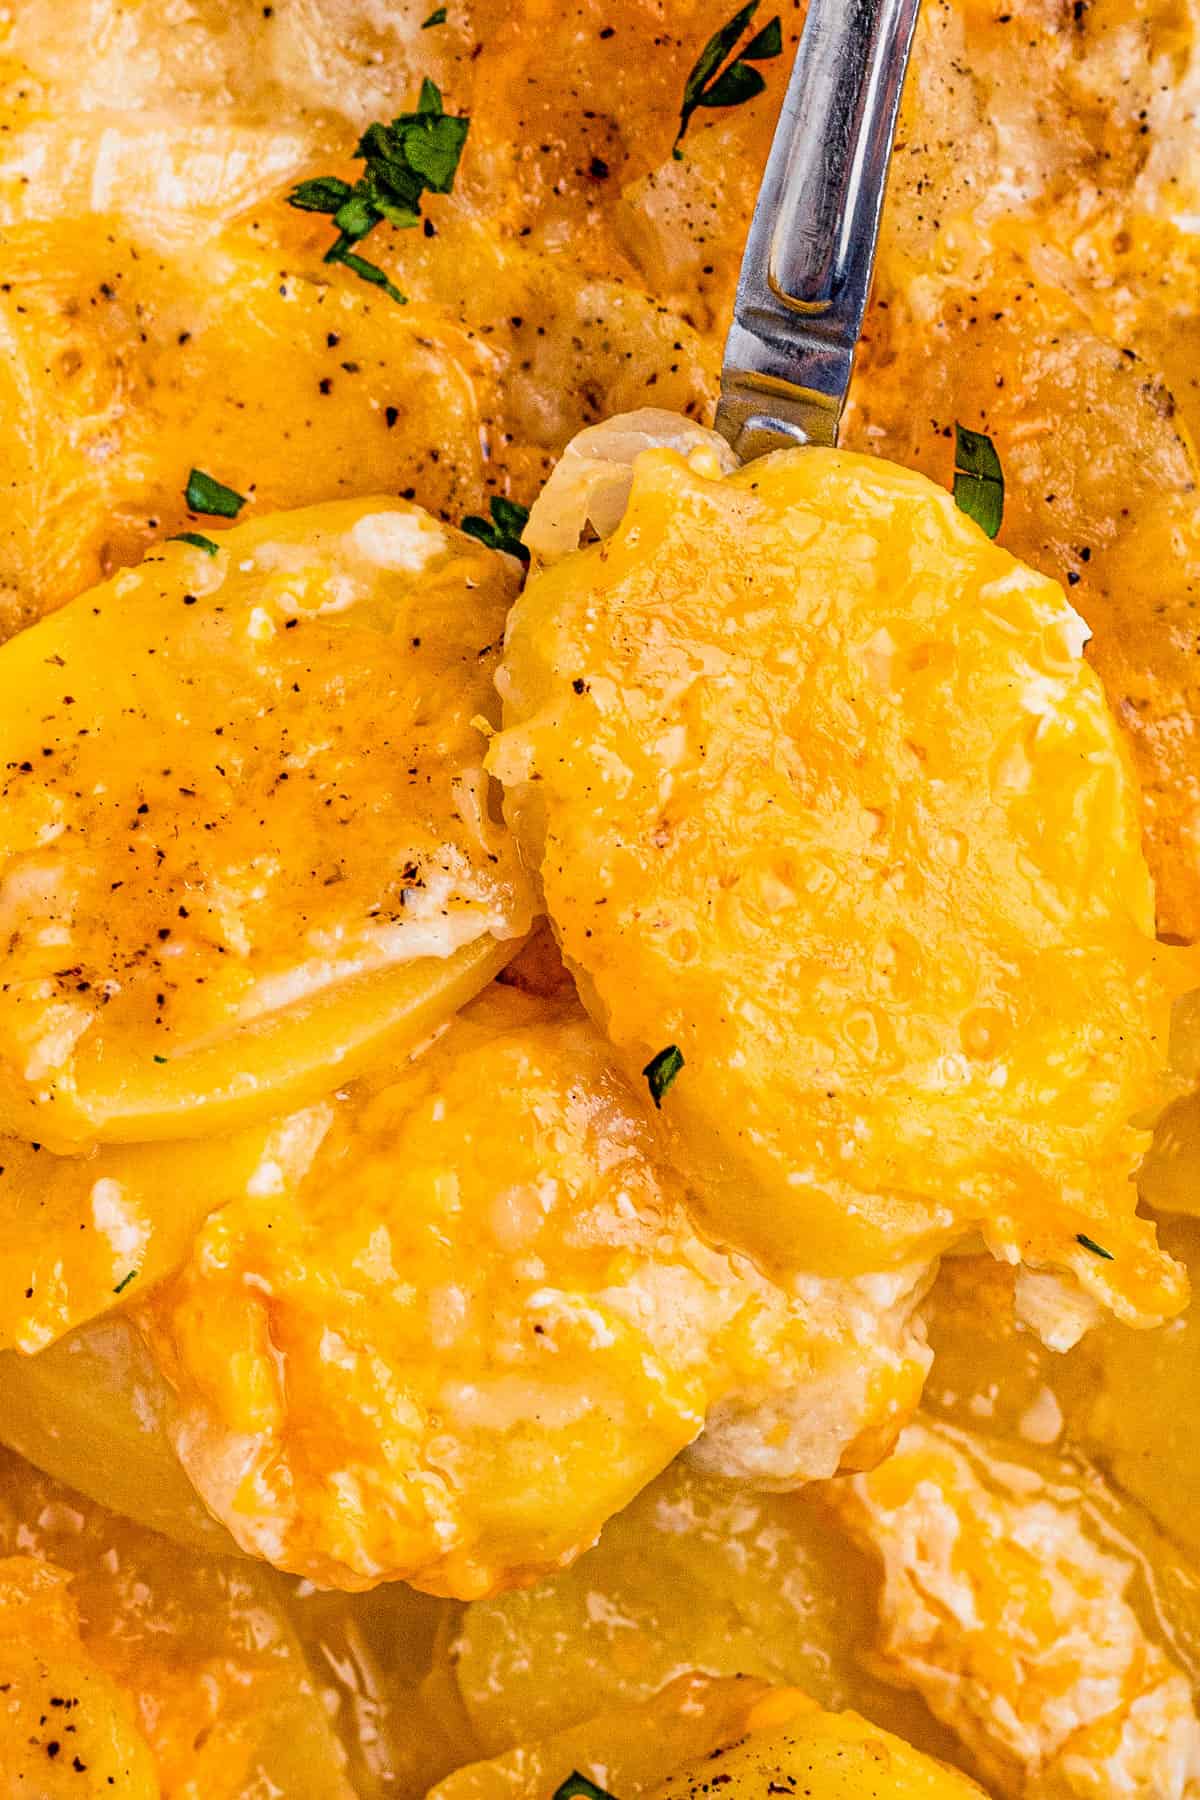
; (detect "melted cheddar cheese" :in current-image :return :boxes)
[491,443,1190,1319]
[0,499,531,1148]
[142,984,931,1595]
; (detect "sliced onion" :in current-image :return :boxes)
[523,409,738,563]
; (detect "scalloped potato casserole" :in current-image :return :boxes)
[0,0,1198,1795]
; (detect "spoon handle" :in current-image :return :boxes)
[715,0,921,460]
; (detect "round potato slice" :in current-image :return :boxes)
[0,498,533,1149]
[649,1695,989,1800]
[490,443,1192,1324]
[0,1318,236,1554]
[430,1672,778,1800]
[0,1106,333,1354]
[0,1447,359,1797]
[139,982,929,1595]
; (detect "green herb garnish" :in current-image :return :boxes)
[952,423,1004,539]
[552,1777,617,1800]
[113,1269,139,1295]
[642,1044,684,1108]
[422,5,448,23]
[288,80,469,304]
[185,469,246,519]
[1076,1233,1114,1261]
[675,2,783,156]
[169,531,220,556]
[461,496,530,563]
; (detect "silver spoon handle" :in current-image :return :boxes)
[714,0,921,460]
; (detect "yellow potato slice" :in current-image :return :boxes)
[490,444,1191,1324]
[920,1226,1200,1578]
[453,1457,963,1765]
[1071,1215,1200,1565]
[0,1445,357,1798]
[649,1696,989,1800]
[0,1318,236,1554]
[0,498,533,1149]
[143,982,929,1595]
[0,1553,159,1796]
[0,1106,332,1353]
[430,1672,777,1800]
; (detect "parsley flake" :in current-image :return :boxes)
[169,532,220,556]
[113,1270,138,1295]
[553,1777,617,1800]
[1076,1232,1114,1261]
[642,1044,684,1107]
[461,496,530,563]
[675,1,782,156]
[422,5,448,23]
[185,469,246,519]
[152,1055,168,1064]
[287,80,469,303]
[952,423,1005,539]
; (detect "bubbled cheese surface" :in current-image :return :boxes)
[143,983,931,1596]
[0,499,532,1148]
[491,445,1189,1323]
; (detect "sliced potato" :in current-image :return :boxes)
[491,441,1189,1326]
[921,1227,1200,1579]
[144,983,929,1594]
[453,1455,964,1765]
[0,1317,232,1553]
[0,498,532,1149]
[833,1418,1200,1798]
[0,1445,355,1797]
[430,1673,778,1800]
[649,1698,989,1800]
[0,1105,332,1353]
[1072,1215,1200,1564]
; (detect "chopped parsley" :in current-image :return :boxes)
[675,1,783,156]
[642,1044,684,1107]
[552,1777,617,1800]
[1076,1232,1114,1261]
[952,423,1004,540]
[169,531,220,555]
[113,1270,138,1295]
[461,495,530,563]
[152,1055,168,1065]
[287,80,469,303]
[185,469,246,519]
[422,5,448,23]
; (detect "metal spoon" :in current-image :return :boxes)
[714,0,921,461]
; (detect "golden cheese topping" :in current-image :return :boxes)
[491,444,1190,1323]
[142,982,933,1596]
[0,1553,159,1796]
[0,498,533,1149]
[835,1420,1200,1800]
